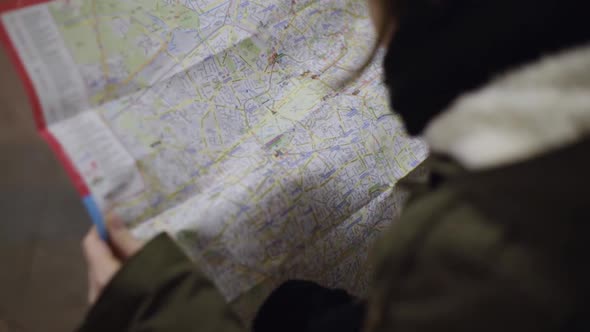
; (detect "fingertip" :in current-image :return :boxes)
[82,227,98,249]
[105,210,126,231]
[83,229,116,260]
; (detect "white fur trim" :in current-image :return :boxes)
[424,44,590,170]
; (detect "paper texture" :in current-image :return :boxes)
[2,0,428,300]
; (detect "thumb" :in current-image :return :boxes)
[105,213,144,259]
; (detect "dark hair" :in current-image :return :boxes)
[340,0,398,88]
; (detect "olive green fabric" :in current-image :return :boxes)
[367,138,590,332]
[78,138,590,332]
[77,233,242,332]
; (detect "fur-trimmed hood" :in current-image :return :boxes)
[424,45,590,170]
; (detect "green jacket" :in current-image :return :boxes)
[77,134,590,331]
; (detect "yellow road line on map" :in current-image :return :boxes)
[121,38,170,86]
[91,0,110,92]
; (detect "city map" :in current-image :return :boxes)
[0,0,427,300]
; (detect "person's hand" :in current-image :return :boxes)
[82,214,145,304]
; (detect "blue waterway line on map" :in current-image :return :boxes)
[83,195,108,241]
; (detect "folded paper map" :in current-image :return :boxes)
[0,0,427,300]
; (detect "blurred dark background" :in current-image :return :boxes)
[0,43,89,331]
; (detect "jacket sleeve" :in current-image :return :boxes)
[364,189,572,332]
[77,233,244,332]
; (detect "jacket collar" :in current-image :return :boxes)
[424,44,590,170]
